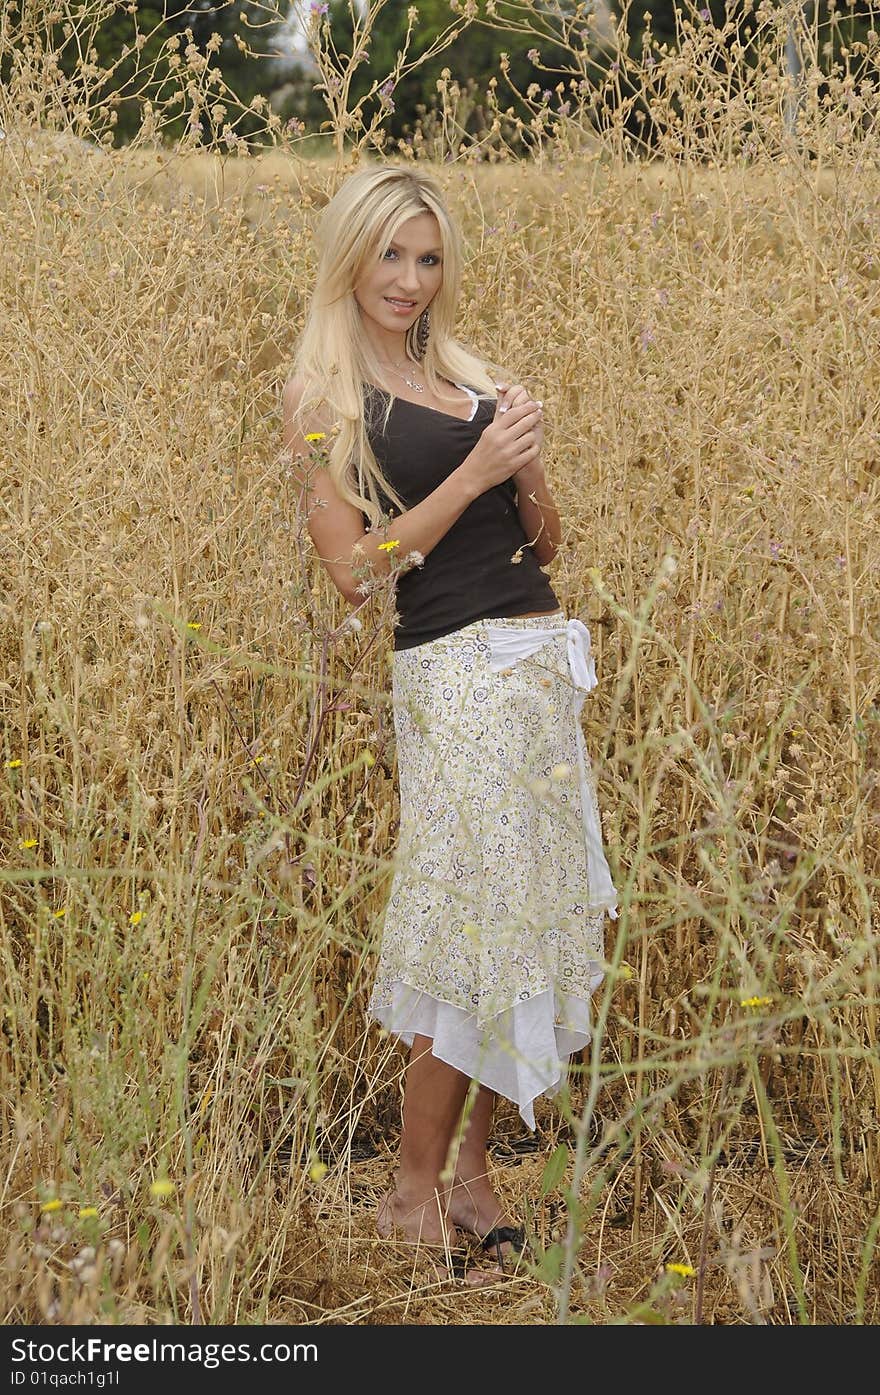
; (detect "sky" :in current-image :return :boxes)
[275,0,368,58]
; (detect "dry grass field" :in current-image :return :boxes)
[2,3,879,1325]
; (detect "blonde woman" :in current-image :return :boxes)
[283,166,618,1286]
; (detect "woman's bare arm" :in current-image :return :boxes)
[282,375,482,605]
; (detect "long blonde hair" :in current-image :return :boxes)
[287,165,504,530]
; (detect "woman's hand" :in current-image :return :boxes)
[496,382,543,485]
[495,381,544,455]
[459,389,544,496]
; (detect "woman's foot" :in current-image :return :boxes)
[444,1175,525,1267]
[376,1188,503,1286]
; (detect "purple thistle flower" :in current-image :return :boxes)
[769,540,782,558]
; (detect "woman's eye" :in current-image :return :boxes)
[382,250,439,265]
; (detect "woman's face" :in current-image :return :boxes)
[354,211,444,343]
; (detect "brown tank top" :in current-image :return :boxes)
[362,382,560,650]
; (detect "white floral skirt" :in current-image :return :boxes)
[367,609,619,1130]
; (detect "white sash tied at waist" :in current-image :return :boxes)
[483,617,619,920]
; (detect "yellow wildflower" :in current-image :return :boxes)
[186,621,201,631]
[19,838,37,849]
[740,995,774,1009]
[52,908,67,918]
[40,1198,64,1214]
[304,432,326,442]
[78,1207,99,1220]
[309,1162,328,1183]
[149,1179,175,1199]
[377,539,400,552]
[6,758,22,769]
[666,1263,696,1278]
[363,750,376,767]
[618,963,634,981]
[253,754,267,764]
[129,911,143,925]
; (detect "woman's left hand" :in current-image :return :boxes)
[495,381,544,460]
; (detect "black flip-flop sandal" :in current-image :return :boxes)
[446,1249,475,1281]
[480,1224,528,1273]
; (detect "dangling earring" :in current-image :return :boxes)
[416,307,431,360]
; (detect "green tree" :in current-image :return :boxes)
[1,1,288,147]
[286,0,579,154]
[622,3,879,158]
[632,2,876,56]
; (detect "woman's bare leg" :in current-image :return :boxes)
[444,1084,520,1258]
[377,1036,502,1282]
[379,1033,468,1242]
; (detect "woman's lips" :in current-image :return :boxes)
[384,297,417,313]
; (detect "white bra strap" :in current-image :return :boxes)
[453,382,479,421]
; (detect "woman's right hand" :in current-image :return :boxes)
[459,394,543,495]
